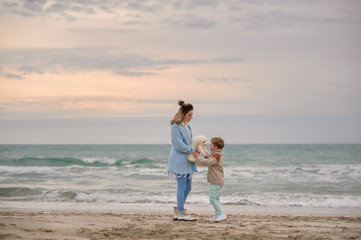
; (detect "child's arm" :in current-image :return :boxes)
[194,154,219,167]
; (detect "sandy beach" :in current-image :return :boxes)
[1,202,360,240]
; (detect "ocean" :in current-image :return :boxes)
[0,144,360,209]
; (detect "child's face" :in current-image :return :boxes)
[210,143,218,151]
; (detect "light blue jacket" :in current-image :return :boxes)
[168,123,197,177]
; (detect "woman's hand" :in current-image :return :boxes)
[192,152,200,158]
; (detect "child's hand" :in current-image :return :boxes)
[192,152,200,158]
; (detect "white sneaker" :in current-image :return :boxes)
[177,209,197,221]
[214,214,227,222]
[209,215,217,222]
[173,207,180,221]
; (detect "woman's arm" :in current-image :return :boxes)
[171,125,195,154]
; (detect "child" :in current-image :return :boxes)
[192,137,226,222]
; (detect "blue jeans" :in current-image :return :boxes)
[209,184,223,216]
[176,174,192,212]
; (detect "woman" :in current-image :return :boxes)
[168,100,197,221]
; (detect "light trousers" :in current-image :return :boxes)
[209,184,223,216]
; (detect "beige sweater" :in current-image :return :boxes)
[195,149,224,186]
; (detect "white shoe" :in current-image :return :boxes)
[214,214,227,222]
[209,215,217,222]
[173,207,180,221]
[177,209,197,221]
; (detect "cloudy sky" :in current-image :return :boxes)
[0,0,360,144]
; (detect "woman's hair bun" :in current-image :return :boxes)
[178,100,185,106]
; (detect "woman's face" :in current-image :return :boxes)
[182,110,193,123]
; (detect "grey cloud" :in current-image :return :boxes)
[45,2,96,15]
[1,0,219,25]
[184,18,216,29]
[1,0,47,17]
[172,0,219,10]
[1,0,103,18]
[162,16,216,30]
[45,3,70,13]
[0,48,246,77]
[211,56,245,63]
[0,66,23,79]
[126,1,162,12]
[2,73,23,79]
[244,10,345,30]
[228,1,361,30]
[1,0,162,19]
[191,0,219,7]
[1,2,18,9]
[124,20,147,26]
[23,0,47,12]
[18,65,43,74]
[3,0,359,32]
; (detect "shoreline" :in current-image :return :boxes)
[1,201,361,216]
